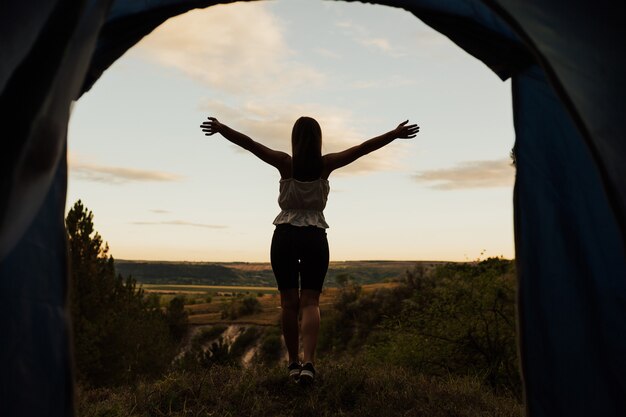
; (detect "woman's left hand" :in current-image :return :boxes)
[393,120,420,139]
[200,117,224,136]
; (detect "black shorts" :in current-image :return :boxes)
[270,224,329,292]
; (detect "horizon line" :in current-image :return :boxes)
[114,258,512,264]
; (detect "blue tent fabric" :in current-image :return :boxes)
[1,1,625,416]
[512,65,626,416]
[488,0,626,248]
[399,7,533,79]
[0,0,113,414]
[0,0,58,93]
[82,0,219,93]
[0,154,73,417]
[0,0,85,260]
[0,0,114,260]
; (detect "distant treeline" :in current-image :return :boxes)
[115,261,257,285]
[115,259,446,287]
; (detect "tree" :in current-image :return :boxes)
[66,200,118,383]
[165,296,189,343]
[66,200,181,386]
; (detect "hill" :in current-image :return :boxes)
[115,260,448,287]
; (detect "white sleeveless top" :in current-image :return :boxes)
[272,178,330,229]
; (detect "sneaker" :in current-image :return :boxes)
[299,362,316,385]
[288,362,302,381]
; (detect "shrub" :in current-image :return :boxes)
[368,258,520,396]
[220,299,239,319]
[165,296,189,343]
[230,326,262,361]
[191,325,228,351]
[317,260,520,396]
[221,296,263,320]
[318,276,410,352]
[258,327,283,364]
[239,296,262,316]
[200,337,233,367]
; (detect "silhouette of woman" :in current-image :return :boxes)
[200,116,419,384]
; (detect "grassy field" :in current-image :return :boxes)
[147,282,397,326]
[143,284,280,294]
[76,358,523,417]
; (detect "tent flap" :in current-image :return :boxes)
[513,65,626,416]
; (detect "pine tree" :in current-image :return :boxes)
[66,200,181,386]
[66,200,117,383]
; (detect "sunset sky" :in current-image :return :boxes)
[67,0,516,262]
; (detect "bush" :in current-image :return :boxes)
[165,296,189,343]
[318,276,410,352]
[230,326,262,361]
[191,325,228,351]
[178,325,275,369]
[220,299,239,319]
[239,296,262,316]
[368,258,520,396]
[220,296,263,320]
[258,327,283,365]
[317,260,520,396]
[200,337,233,367]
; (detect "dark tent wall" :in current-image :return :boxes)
[1,1,113,415]
[1,1,625,416]
[512,65,626,415]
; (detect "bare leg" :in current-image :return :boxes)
[280,289,300,363]
[300,289,321,364]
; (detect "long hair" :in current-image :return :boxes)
[291,116,322,181]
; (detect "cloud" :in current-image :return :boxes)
[361,37,393,52]
[134,3,324,95]
[335,20,354,29]
[336,17,453,60]
[149,209,171,214]
[350,75,416,90]
[412,30,451,47]
[413,158,515,190]
[200,99,400,175]
[69,156,183,184]
[335,19,405,57]
[132,220,227,229]
[314,47,341,59]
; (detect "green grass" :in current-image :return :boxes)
[76,357,522,417]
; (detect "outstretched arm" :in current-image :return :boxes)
[323,120,419,175]
[201,117,290,175]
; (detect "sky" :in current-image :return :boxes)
[67,0,516,262]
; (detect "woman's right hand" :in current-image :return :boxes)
[200,117,224,136]
[393,120,420,139]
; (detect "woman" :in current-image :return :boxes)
[200,116,419,384]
